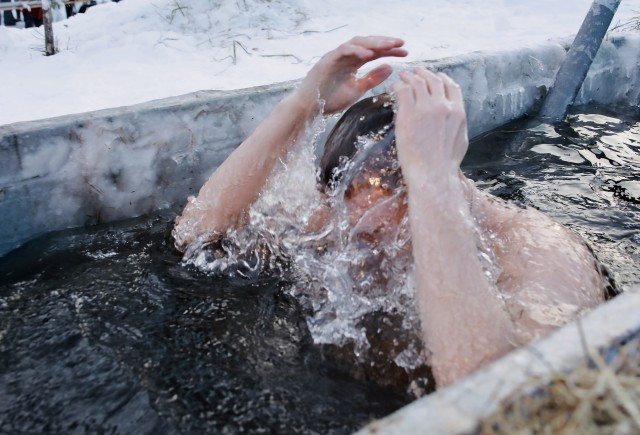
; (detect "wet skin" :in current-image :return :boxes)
[174,36,606,387]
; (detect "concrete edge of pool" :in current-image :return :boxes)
[1,34,639,257]
[358,288,640,434]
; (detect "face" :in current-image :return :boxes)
[344,168,408,247]
[342,168,410,296]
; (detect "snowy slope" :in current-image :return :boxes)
[0,0,638,125]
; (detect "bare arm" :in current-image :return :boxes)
[173,36,407,251]
[393,69,605,386]
[172,92,317,250]
[392,69,516,386]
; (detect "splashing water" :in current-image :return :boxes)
[180,103,640,394]
[183,115,430,390]
[3,104,638,432]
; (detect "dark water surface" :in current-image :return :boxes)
[0,214,409,434]
[1,104,639,434]
[465,104,640,291]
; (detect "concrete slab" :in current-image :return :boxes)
[2,35,639,256]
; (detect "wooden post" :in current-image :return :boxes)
[42,0,56,56]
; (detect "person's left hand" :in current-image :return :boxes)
[295,36,407,115]
[392,67,468,184]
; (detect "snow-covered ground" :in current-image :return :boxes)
[0,0,638,126]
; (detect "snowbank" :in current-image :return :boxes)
[0,0,639,125]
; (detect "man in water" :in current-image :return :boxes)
[173,36,605,387]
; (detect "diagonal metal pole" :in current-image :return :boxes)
[538,0,622,122]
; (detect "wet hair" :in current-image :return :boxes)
[319,94,402,195]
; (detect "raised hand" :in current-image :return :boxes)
[391,68,468,184]
[173,36,407,252]
[295,36,407,115]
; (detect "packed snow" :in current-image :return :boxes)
[0,0,639,125]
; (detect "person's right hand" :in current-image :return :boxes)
[295,36,407,115]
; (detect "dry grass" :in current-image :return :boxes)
[611,14,640,32]
[477,334,640,435]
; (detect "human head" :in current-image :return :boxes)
[320,93,402,196]
[320,93,407,240]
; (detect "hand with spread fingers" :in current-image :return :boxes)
[174,36,407,250]
[296,36,408,115]
[392,68,468,184]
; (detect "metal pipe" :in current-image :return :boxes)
[538,0,622,122]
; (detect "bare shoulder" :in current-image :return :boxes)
[471,188,605,342]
